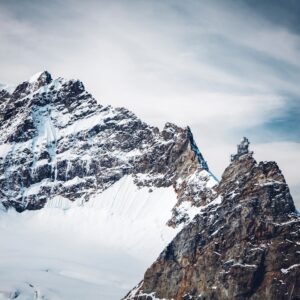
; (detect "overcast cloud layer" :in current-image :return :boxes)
[0,0,299,207]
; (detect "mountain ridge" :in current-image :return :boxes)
[124,139,300,300]
[0,71,217,226]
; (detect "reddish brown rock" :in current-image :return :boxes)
[125,142,300,300]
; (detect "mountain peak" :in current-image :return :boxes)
[27,71,53,93]
[10,71,54,99]
[0,73,217,227]
[125,139,299,300]
[28,71,52,85]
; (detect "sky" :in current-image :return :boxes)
[0,0,299,207]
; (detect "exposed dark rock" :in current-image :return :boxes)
[125,144,300,300]
[0,71,217,226]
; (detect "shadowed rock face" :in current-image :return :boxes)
[125,150,300,300]
[0,71,217,225]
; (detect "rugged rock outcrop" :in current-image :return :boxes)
[125,139,300,300]
[0,71,216,225]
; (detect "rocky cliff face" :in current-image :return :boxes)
[0,71,216,225]
[125,139,300,300]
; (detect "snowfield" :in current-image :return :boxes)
[0,176,179,300]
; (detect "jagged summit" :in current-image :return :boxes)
[26,71,53,93]
[125,141,299,300]
[28,71,52,84]
[0,72,217,227]
[0,71,52,97]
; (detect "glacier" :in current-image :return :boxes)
[0,176,179,300]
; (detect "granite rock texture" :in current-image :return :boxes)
[125,146,300,300]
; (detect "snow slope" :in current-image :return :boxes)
[0,176,179,300]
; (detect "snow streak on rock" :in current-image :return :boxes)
[0,71,217,226]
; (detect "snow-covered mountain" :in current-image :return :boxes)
[0,71,217,299]
[0,71,217,220]
[1,72,299,300]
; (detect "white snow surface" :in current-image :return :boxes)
[0,176,180,300]
[281,264,300,274]
[28,71,44,83]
